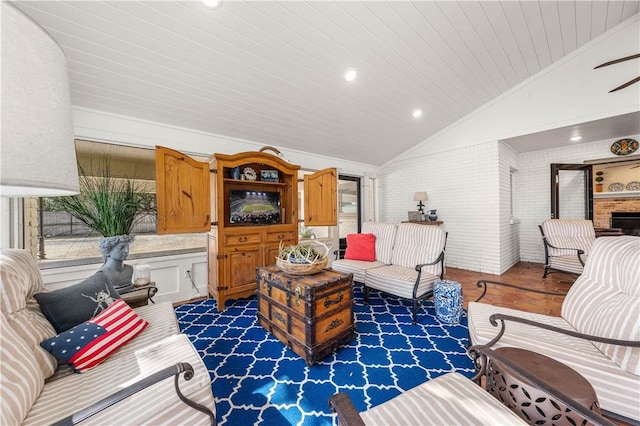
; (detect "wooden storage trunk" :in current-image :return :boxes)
[256,265,355,365]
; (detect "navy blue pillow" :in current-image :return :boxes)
[34,272,121,333]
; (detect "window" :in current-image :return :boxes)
[35,140,206,265]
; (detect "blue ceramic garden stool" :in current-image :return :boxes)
[434,279,463,325]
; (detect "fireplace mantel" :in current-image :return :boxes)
[594,191,640,199]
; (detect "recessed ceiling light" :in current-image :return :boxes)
[570,136,582,142]
[412,109,423,119]
[344,68,357,82]
[202,0,222,9]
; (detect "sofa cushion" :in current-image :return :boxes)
[331,259,387,284]
[361,222,397,264]
[345,233,376,261]
[391,223,446,277]
[562,236,640,376]
[365,264,440,299]
[25,333,215,426]
[35,271,121,333]
[360,372,527,425]
[0,249,58,378]
[41,299,148,373]
[0,313,47,426]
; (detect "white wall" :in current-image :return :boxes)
[379,141,504,273]
[378,14,639,274]
[72,107,380,178]
[41,252,208,304]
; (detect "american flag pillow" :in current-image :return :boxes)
[41,299,149,373]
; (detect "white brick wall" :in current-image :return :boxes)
[380,135,639,273]
[379,141,504,274]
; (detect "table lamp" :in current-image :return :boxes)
[414,191,428,214]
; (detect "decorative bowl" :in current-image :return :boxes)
[276,257,328,275]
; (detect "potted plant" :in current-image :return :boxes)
[53,160,153,290]
[595,171,604,192]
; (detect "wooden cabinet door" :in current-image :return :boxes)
[304,168,338,226]
[264,240,295,266]
[222,245,261,291]
[155,146,211,234]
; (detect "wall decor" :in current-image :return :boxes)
[610,138,638,156]
[242,167,257,181]
[261,169,279,182]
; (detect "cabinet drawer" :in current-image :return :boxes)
[224,232,261,245]
[266,230,296,242]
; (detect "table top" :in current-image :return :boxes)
[494,347,595,399]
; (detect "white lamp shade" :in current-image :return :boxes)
[413,191,428,201]
[1,3,79,197]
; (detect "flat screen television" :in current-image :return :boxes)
[229,189,281,225]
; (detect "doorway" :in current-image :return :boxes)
[550,164,593,220]
[337,176,361,256]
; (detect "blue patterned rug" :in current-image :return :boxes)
[175,286,474,425]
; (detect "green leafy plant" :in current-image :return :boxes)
[298,224,316,239]
[53,160,153,237]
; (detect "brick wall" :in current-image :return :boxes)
[593,198,640,228]
[379,141,503,274]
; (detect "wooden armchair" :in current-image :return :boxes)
[539,219,596,278]
[468,236,640,424]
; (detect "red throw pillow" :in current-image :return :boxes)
[345,233,376,261]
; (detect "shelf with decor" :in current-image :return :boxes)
[594,191,640,198]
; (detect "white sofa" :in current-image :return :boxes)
[333,222,447,324]
[0,249,216,425]
[468,236,640,423]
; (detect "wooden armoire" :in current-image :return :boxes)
[155,146,337,310]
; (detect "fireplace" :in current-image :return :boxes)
[611,212,640,236]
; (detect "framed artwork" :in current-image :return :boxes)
[407,211,422,221]
[261,169,279,182]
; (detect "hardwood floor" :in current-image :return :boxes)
[445,261,575,316]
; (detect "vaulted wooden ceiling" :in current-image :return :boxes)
[11,1,640,165]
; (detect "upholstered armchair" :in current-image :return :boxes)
[539,219,596,278]
[468,236,640,424]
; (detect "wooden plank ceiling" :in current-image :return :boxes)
[11,1,640,165]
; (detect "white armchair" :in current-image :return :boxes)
[539,219,596,278]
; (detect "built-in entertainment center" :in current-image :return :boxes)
[155,147,338,311]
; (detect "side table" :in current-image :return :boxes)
[120,283,157,308]
[486,347,600,426]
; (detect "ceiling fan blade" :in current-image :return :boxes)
[609,76,640,93]
[594,53,640,69]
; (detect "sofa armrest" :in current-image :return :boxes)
[334,249,346,260]
[329,392,366,426]
[542,237,587,265]
[474,279,567,303]
[414,251,445,277]
[51,362,215,426]
[479,313,640,350]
